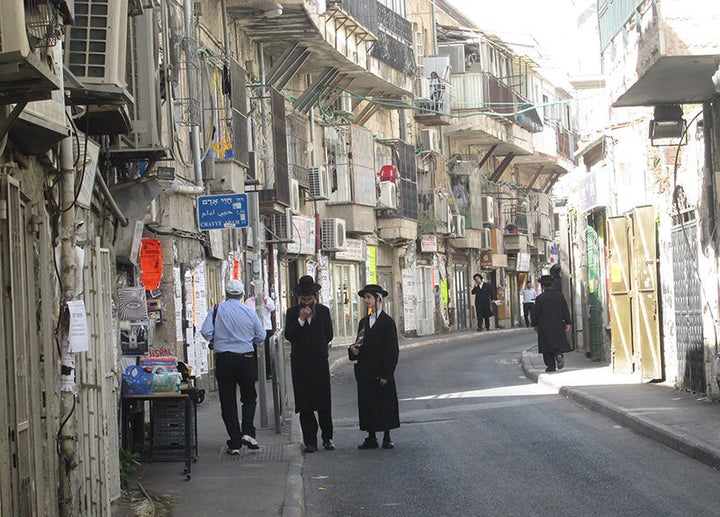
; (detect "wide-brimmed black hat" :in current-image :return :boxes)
[539,275,554,286]
[293,275,321,295]
[358,284,389,298]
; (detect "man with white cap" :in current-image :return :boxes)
[201,279,266,454]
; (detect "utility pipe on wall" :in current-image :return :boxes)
[183,0,204,187]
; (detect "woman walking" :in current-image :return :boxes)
[348,284,400,449]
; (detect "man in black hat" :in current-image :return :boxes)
[284,275,335,453]
[532,275,572,372]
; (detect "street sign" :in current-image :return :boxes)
[197,193,249,230]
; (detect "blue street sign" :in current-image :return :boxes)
[197,193,249,230]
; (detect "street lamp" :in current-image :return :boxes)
[649,104,687,147]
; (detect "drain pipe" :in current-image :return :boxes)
[183,0,204,186]
[59,133,79,517]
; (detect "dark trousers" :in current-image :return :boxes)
[299,407,333,447]
[215,352,257,448]
[523,302,535,326]
[476,306,490,330]
[542,352,558,370]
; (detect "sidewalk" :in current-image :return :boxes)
[521,349,720,470]
[113,331,720,516]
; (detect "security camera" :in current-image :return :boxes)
[713,65,720,95]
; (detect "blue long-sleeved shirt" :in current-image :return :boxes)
[200,298,265,354]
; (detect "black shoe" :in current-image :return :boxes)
[304,444,317,453]
[358,438,379,450]
[556,353,565,370]
[382,440,394,449]
[322,439,336,451]
[545,367,557,373]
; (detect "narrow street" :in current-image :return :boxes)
[303,332,720,516]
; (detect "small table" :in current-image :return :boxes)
[121,392,197,480]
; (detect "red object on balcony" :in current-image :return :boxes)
[140,239,163,291]
[379,165,398,183]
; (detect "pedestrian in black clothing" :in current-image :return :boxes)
[348,284,400,450]
[284,276,335,453]
[471,273,495,331]
[532,275,573,372]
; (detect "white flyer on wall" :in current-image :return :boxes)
[67,300,90,352]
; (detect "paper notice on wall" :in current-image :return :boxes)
[401,269,417,331]
[67,300,90,352]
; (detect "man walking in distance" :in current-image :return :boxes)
[471,273,495,331]
[532,275,573,372]
[201,279,266,454]
[245,289,276,378]
[284,275,335,453]
[520,280,537,327]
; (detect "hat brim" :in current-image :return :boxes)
[358,288,389,298]
[293,284,321,295]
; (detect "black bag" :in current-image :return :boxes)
[208,304,219,350]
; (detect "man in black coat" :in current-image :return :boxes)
[284,276,335,453]
[471,273,495,331]
[348,284,400,450]
[532,275,573,372]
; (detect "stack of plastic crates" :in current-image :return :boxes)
[151,398,197,460]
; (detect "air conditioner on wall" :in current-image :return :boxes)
[480,228,491,250]
[0,0,64,103]
[377,181,397,210]
[420,129,439,153]
[451,214,465,238]
[308,166,328,199]
[332,92,353,117]
[290,179,301,213]
[413,76,430,100]
[66,0,128,88]
[481,196,496,227]
[321,218,346,251]
[272,208,293,242]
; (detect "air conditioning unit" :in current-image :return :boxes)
[377,181,397,210]
[449,161,474,176]
[420,129,439,153]
[308,166,328,199]
[321,218,346,251]
[332,92,353,117]
[272,208,293,242]
[209,160,245,193]
[450,214,465,238]
[0,0,64,103]
[11,42,69,155]
[480,228,492,250]
[66,0,129,88]
[125,8,163,150]
[290,179,301,213]
[481,196,496,227]
[413,76,430,100]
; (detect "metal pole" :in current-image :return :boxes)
[259,42,271,188]
[59,132,79,517]
[183,0,203,186]
[249,192,268,427]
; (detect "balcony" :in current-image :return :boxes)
[227,0,414,102]
[600,0,720,106]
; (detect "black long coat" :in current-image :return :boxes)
[284,303,333,413]
[532,289,573,354]
[348,311,400,432]
[471,282,495,318]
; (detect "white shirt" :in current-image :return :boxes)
[520,287,536,304]
[246,295,276,330]
[369,308,383,328]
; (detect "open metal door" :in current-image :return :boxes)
[607,215,633,373]
[632,206,662,380]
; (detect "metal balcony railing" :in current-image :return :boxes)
[597,0,643,50]
[555,125,577,162]
[340,0,416,75]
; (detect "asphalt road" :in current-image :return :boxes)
[302,330,720,516]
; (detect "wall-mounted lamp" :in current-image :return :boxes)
[264,2,283,18]
[649,104,687,147]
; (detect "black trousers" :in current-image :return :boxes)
[542,352,558,370]
[299,407,333,447]
[476,306,490,330]
[523,302,535,326]
[215,352,257,448]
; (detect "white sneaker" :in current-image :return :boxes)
[227,447,241,455]
[242,434,259,450]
